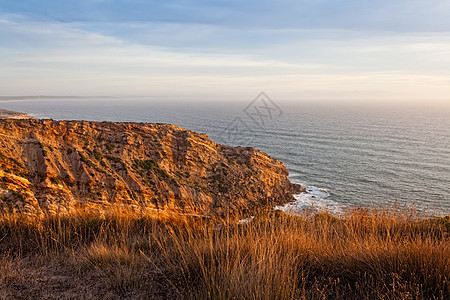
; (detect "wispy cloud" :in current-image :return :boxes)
[0,1,450,103]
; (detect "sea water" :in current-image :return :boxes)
[1,97,449,215]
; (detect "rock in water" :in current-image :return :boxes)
[0,119,302,216]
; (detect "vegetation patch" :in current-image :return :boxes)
[419,216,450,231]
[132,159,179,187]
[79,152,105,173]
[93,149,102,161]
[253,209,288,223]
[49,177,60,184]
[105,155,122,164]
[314,212,340,223]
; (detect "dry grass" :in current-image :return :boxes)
[0,207,448,299]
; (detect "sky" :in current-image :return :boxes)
[1,0,450,104]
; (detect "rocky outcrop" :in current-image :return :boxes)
[0,109,32,120]
[0,119,302,216]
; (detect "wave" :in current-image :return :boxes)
[274,186,343,216]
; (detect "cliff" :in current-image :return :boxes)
[0,119,302,216]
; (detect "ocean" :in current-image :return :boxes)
[1,97,449,215]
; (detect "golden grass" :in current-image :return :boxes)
[0,207,448,299]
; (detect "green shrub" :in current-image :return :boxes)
[105,155,122,164]
[93,149,102,160]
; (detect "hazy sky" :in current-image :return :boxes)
[1,1,450,103]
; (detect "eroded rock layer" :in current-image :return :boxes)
[0,119,302,215]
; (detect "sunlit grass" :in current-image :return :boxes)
[0,207,448,299]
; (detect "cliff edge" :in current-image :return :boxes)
[0,119,302,216]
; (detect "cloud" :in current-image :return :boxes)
[0,4,450,104]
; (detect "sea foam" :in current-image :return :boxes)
[274,186,343,216]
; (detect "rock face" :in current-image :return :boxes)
[0,119,302,216]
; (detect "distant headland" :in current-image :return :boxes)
[0,109,33,120]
